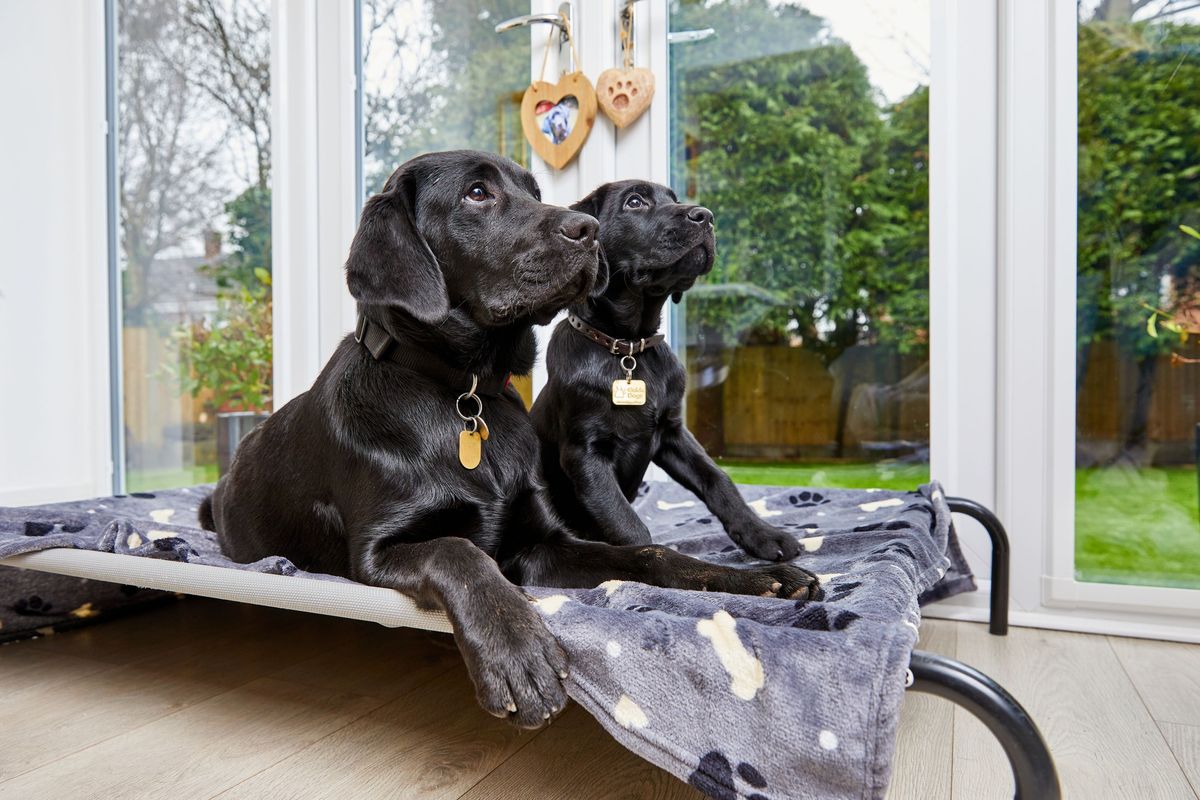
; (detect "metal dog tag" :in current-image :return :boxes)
[459,430,482,469]
[477,417,490,441]
[612,379,647,406]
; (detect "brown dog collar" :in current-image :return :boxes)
[355,315,511,397]
[566,313,665,356]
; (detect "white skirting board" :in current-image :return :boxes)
[0,549,454,634]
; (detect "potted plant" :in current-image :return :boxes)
[166,268,273,475]
[1143,224,1200,511]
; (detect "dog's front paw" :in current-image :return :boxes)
[457,592,570,729]
[739,564,822,602]
[704,563,821,601]
[729,521,801,562]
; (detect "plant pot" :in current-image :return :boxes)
[216,411,269,476]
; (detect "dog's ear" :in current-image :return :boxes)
[671,291,683,304]
[570,185,608,219]
[345,168,449,324]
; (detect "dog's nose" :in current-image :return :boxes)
[687,206,714,227]
[560,214,598,246]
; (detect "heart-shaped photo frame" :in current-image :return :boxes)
[596,67,655,129]
[521,72,597,170]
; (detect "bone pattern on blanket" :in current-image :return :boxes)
[0,480,974,800]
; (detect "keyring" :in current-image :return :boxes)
[619,355,637,373]
[462,416,479,433]
[456,392,483,421]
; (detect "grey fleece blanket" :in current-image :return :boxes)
[0,480,973,800]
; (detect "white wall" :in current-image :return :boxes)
[0,4,111,504]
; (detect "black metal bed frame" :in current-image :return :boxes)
[902,497,1061,799]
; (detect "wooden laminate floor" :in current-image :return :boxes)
[0,598,1196,799]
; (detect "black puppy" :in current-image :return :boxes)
[532,180,808,564]
[203,154,816,730]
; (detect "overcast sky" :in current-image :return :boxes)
[800,0,931,103]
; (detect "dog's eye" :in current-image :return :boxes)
[465,183,490,203]
[625,194,645,209]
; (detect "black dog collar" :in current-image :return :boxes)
[354,315,511,397]
[567,313,665,356]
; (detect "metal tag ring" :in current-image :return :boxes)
[456,392,483,421]
[462,416,479,433]
[619,355,637,372]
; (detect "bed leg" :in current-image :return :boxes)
[908,650,1060,800]
[946,497,1009,636]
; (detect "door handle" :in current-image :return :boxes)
[668,28,716,44]
[495,4,575,72]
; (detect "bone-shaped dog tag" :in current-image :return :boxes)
[459,430,482,469]
[612,379,646,406]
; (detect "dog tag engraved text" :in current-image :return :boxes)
[612,379,646,406]
[459,430,482,469]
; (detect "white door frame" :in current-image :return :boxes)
[271,0,360,407]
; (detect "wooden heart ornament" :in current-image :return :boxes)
[521,72,597,170]
[596,67,655,129]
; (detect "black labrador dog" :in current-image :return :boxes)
[202,153,817,730]
[532,180,810,566]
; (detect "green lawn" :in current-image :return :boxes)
[716,459,930,492]
[1075,465,1200,589]
[717,459,1200,590]
[126,464,219,494]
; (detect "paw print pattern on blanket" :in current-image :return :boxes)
[23,520,86,536]
[688,751,772,800]
[787,490,829,509]
[12,595,55,617]
[822,580,862,603]
[790,603,861,632]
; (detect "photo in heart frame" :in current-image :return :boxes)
[535,95,579,145]
[520,72,597,170]
[520,16,596,170]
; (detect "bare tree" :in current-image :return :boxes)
[118,0,274,324]
[361,0,441,192]
[1087,0,1200,22]
[119,0,229,323]
[180,0,271,189]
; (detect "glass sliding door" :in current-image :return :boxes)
[667,0,932,490]
[1075,1,1200,589]
[116,0,272,492]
